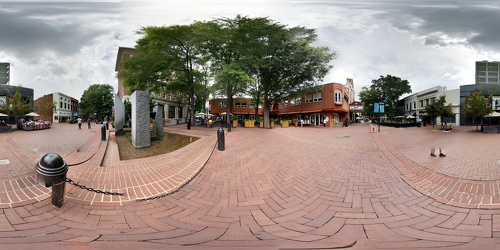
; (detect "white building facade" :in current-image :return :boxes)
[402,86,460,126]
[53,92,76,123]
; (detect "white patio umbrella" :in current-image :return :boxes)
[485,111,500,118]
[25,112,41,117]
[0,112,8,117]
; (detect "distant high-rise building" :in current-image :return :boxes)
[0,62,10,85]
[475,60,500,84]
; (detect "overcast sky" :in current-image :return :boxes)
[1,0,499,100]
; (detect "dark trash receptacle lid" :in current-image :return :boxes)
[36,153,68,176]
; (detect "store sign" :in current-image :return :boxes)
[374,102,385,113]
[492,96,500,111]
[350,105,363,110]
[59,111,72,116]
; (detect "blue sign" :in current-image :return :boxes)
[374,102,385,114]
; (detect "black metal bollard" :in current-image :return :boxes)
[101,124,106,141]
[35,153,68,207]
[187,119,191,130]
[217,128,225,151]
[227,122,231,132]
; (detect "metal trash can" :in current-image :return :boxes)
[101,124,106,141]
[35,153,68,207]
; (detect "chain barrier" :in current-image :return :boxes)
[64,177,125,196]
[136,180,189,202]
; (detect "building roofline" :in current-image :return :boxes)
[115,47,136,72]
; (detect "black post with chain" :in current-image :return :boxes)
[64,177,125,196]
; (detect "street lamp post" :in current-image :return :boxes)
[370,102,384,132]
[378,102,384,132]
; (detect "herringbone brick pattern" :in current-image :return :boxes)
[1,123,500,249]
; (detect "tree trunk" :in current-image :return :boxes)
[226,86,233,128]
[263,97,270,129]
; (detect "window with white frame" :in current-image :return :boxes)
[295,97,302,105]
[281,100,289,108]
[290,99,295,106]
[313,92,322,102]
[334,92,342,103]
[305,94,313,103]
[218,102,226,108]
[234,102,247,108]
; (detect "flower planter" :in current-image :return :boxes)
[244,120,254,128]
[281,121,289,128]
[232,120,238,128]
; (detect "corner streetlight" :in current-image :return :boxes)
[377,102,384,132]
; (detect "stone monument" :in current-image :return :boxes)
[113,94,125,136]
[155,104,164,137]
[131,91,150,149]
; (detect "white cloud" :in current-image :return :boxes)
[0,0,499,101]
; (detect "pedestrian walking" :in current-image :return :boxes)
[77,117,82,129]
[430,147,446,157]
[87,118,91,129]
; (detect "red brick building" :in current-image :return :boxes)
[209,81,360,127]
[33,94,54,122]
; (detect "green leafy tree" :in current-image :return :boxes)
[123,99,131,122]
[425,95,453,128]
[80,84,114,120]
[463,90,493,131]
[118,23,208,124]
[212,63,252,121]
[359,86,381,117]
[360,75,411,118]
[195,65,212,114]
[248,76,264,120]
[200,16,255,124]
[243,18,335,128]
[0,86,32,121]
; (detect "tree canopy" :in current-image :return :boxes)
[424,95,454,127]
[118,23,209,124]
[463,90,493,130]
[80,84,114,120]
[0,86,32,121]
[359,75,411,117]
[118,15,335,128]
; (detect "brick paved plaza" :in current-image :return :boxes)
[1,122,500,250]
